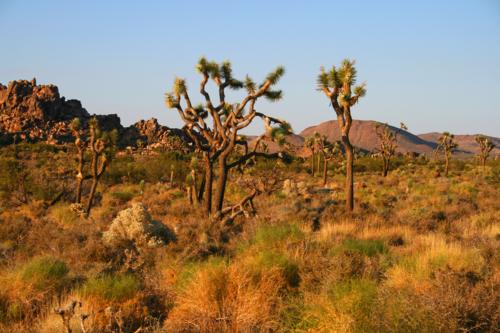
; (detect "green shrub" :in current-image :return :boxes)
[257,250,300,288]
[20,256,69,291]
[79,274,140,301]
[110,190,136,202]
[342,238,388,257]
[253,223,304,247]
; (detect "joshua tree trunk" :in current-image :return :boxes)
[75,149,84,203]
[86,176,100,214]
[310,153,315,176]
[383,157,389,177]
[316,153,321,174]
[444,153,449,177]
[343,136,354,212]
[323,157,328,186]
[199,155,213,215]
[214,156,229,214]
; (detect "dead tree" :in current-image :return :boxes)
[475,135,495,169]
[317,59,366,211]
[375,123,398,177]
[165,57,289,217]
[437,132,458,177]
[70,118,86,204]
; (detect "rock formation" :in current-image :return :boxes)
[0,79,189,150]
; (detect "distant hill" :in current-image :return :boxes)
[300,120,438,155]
[418,133,500,155]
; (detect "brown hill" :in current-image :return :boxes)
[300,120,437,155]
[418,132,500,156]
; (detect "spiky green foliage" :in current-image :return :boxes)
[338,59,357,86]
[164,93,177,108]
[266,66,285,85]
[244,75,256,94]
[70,118,81,131]
[264,90,283,102]
[173,77,187,95]
[353,83,367,98]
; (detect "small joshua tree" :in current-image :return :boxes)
[317,59,366,211]
[475,135,495,169]
[70,118,86,204]
[375,123,398,177]
[316,135,340,186]
[86,118,116,214]
[437,132,458,177]
[165,57,290,217]
[71,117,116,215]
[304,136,317,176]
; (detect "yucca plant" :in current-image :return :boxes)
[317,59,366,211]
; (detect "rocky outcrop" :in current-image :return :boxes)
[0,79,122,144]
[122,118,190,151]
[0,79,189,149]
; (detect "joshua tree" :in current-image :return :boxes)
[165,57,289,217]
[375,123,398,177]
[70,118,86,204]
[317,59,366,211]
[86,118,115,214]
[475,135,495,169]
[316,135,340,186]
[437,132,458,177]
[304,136,317,176]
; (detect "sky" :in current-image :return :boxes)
[0,0,499,136]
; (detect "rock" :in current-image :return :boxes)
[103,203,174,248]
[0,79,191,150]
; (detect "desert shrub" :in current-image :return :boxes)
[48,203,80,226]
[328,278,378,332]
[256,250,301,288]
[20,256,69,292]
[165,263,284,333]
[252,223,304,247]
[341,238,388,257]
[110,190,136,203]
[79,274,140,302]
[103,202,174,248]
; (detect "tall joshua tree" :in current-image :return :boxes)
[165,57,289,217]
[375,123,397,177]
[437,132,458,177]
[317,60,366,211]
[475,135,495,169]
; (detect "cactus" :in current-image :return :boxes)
[165,57,289,217]
[475,135,494,169]
[317,59,366,211]
[375,123,398,177]
[437,132,458,177]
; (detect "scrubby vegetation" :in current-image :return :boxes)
[0,59,498,332]
[0,138,498,332]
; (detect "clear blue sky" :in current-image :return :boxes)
[1,0,499,136]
